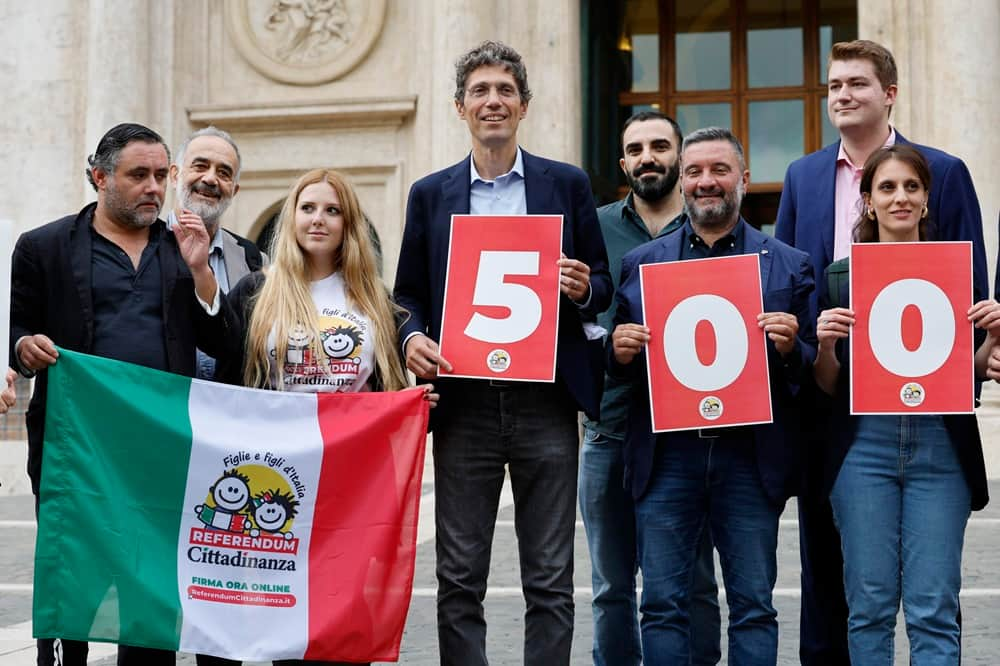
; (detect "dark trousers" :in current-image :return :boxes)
[579,429,721,666]
[798,492,851,665]
[433,381,579,666]
[196,655,240,666]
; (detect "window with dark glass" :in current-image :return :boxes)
[583,0,857,227]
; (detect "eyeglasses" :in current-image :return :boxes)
[465,83,520,99]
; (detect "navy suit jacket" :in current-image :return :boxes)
[608,221,816,503]
[774,132,987,318]
[393,149,612,423]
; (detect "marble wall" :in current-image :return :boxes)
[0,0,995,291]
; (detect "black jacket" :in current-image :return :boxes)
[10,203,232,493]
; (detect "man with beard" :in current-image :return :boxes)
[10,123,227,666]
[169,126,265,382]
[609,127,815,662]
[579,110,720,666]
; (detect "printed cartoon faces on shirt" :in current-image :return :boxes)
[277,307,370,390]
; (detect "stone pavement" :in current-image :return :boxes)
[3,384,1000,665]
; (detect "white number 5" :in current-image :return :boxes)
[464,251,543,343]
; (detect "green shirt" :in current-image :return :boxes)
[583,193,685,439]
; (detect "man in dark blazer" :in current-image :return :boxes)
[10,123,226,666]
[393,41,610,666]
[775,40,987,664]
[610,127,815,663]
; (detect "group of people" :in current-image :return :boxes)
[5,37,995,666]
[589,39,995,666]
[10,121,428,665]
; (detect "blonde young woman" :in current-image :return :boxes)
[218,168,435,666]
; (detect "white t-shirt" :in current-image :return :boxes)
[267,272,375,393]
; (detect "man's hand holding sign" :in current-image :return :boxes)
[612,253,805,432]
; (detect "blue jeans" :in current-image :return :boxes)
[830,415,970,665]
[434,381,579,666]
[635,435,779,665]
[579,429,721,666]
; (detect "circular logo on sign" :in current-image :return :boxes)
[487,349,511,373]
[699,396,724,421]
[900,382,925,407]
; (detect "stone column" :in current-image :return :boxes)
[83,0,154,157]
[860,0,1000,289]
[0,0,87,233]
[416,0,582,173]
[422,0,497,173]
[509,0,582,166]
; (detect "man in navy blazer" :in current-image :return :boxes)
[610,128,815,663]
[775,40,987,665]
[393,42,610,666]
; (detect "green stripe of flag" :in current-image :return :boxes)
[34,349,194,650]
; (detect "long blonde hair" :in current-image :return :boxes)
[244,169,408,391]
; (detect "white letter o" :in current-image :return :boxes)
[663,294,749,391]
[868,278,954,377]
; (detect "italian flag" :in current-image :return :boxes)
[34,349,429,662]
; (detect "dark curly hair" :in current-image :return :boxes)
[454,41,532,104]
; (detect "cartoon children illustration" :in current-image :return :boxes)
[195,469,253,533]
[249,488,300,540]
[320,325,363,360]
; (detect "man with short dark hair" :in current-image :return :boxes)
[775,39,987,664]
[579,110,720,666]
[11,123,226,666]
[393,41,611,666]
[611,127,814,663]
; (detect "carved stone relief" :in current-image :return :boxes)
[225,0,386,85]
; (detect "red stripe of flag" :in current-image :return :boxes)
[303,388,429,662]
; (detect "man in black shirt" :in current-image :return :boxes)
[10,123,225,666]
[609,127,814,662]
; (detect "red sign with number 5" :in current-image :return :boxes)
[439,215,563,381]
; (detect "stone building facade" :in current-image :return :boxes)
[0,1,997,441]
[1,0,996,279]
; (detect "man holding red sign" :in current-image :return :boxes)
[392,42,610,666]
[609,128,815,663]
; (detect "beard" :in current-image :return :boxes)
[627,160,680,203]
[103,177,160,229]
[684,180,744,228]
[176,179,232,229]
